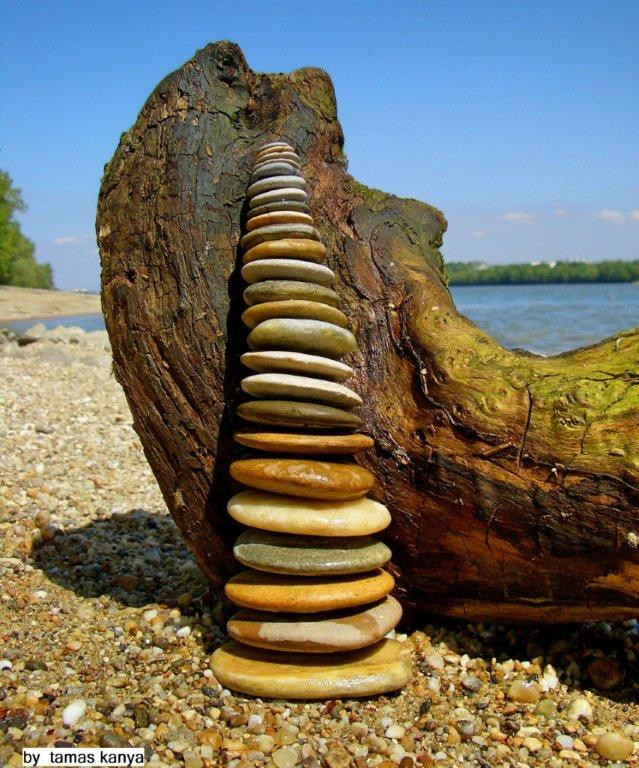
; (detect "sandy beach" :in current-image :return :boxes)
[0,286,101,324]
[0,329,638,767]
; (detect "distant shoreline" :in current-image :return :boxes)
[0,286,101,323]
[447,259,639,286]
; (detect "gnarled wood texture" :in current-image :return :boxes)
[97,41,639,623]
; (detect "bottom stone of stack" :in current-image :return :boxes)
[211,638,412,699]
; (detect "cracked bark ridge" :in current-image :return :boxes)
[97,41,639,623]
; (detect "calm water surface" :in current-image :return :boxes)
[451,282,638,355]
[7,283,638,357]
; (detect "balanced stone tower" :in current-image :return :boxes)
[210,141,412,699]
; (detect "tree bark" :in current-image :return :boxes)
[97,41,639,623]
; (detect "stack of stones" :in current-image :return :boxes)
[211,141,412,699]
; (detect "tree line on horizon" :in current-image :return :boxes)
[447,259,639,286]
[0,169,53,289]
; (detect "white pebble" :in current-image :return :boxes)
[62,699,86,726]
[566,697,593,721]
[176,625,191,637]
[385,724,405,739]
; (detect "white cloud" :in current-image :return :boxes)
[629,210,639,221]
[501,211,535,224]
[471,229,486,238]
[596,209,625,223]
[554,207,569,217]
[52,236,80,246]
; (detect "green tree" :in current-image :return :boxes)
[0,170,54,288]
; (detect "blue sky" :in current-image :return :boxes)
[0,0,637,290]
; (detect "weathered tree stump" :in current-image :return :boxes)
[97,41,639,623]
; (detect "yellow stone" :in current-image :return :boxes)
[241,350,353,379]
[210,639,412,699]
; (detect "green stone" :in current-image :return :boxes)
[234,529,392,575]
[237,399,361,429]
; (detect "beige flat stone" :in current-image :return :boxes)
[241,223,320,251]
[246,211,314,231]
[234,431,374,454]
[233,529,392,575]
[225,569,395,612]
[248,318,356,358]
[247,175,306,199]
[243,239,326,264]
[210,638,412,699]
[242,300,348,330]
[241,373,362,408]
[249,188,308,209]
[227,596,402,653]
[242,259,334,287]
[227,490,391,536]
[229,458,373,500]
[254,150,300,165]
[244,281,340,308]
[241,350,353,379]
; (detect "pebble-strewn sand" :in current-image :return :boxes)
[0,327,638,768]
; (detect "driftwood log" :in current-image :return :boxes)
[97,41,639,623]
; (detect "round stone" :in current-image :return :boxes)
[242,259,335,287]
[255,150,300,166]
[227,595,402,653]
[257,141,293,151]
[244,281,340,308]
[247,175,306,198]
[248,318,356,358]
[595,733,634,761]
[250,162,301,183]
[249,188,308,209]
[242,300,348,330]
[246,211,314,231]
[234,431,374,454]
[233,529,392,575]
[243,239,326,264]
[225,569,395,612]
[237,400,361,429]
[210,638,412,699]
[241,373,362,408]
[241,224,320,251]
[229,458,374,500]
[227,490,391,536]
[241,350,353,379]
[247,200,309,220]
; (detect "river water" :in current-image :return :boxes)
[6,283,638,357]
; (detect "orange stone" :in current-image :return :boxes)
[246,211,314,231]
[234,431,374,455]
[243,238,326,264]
[225,569,395,612]
[229,458,374,500]
[242,300,348,330]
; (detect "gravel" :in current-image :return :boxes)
[1,329,638,767]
